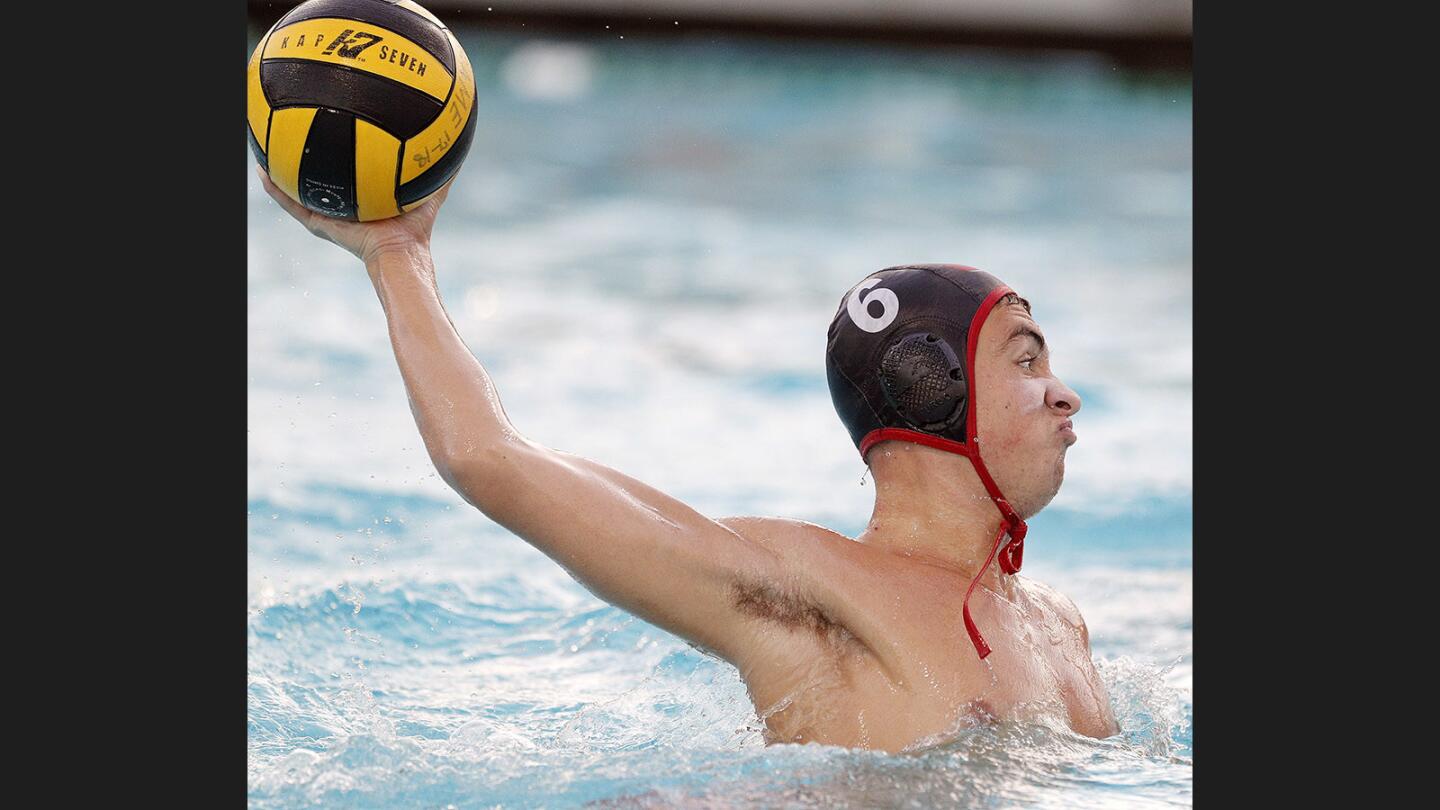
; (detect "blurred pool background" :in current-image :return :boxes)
[248,3,1191,806]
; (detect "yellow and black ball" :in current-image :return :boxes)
[246,0,476,221]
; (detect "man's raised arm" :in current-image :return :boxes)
[257,172,790,664]
[366,244,787,660]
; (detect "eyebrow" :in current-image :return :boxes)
[1004,324,1046,354]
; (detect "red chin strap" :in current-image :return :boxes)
[860,428,1026,659]
[856,281,1027,659]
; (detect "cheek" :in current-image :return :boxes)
[1013,378,1049,415]
[978,378,1050,448]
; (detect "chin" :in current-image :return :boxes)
[1018,470,1066,520]
[1019,492,1055,521]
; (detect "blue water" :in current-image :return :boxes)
[248,23,1191,808]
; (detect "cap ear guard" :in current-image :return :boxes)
[878,332,968,433]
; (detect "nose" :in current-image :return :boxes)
[1048,377,1082,416]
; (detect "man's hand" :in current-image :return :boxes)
[255,165,452,264]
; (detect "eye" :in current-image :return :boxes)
[1019,356,1036,370]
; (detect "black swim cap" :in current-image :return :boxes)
[825,263,1028,659]
[826,264,1012,456]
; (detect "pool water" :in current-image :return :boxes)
[248,24,1191,808]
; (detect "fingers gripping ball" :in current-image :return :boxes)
[246,0,476,221]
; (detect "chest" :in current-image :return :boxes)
[899,597,1105,724]
[904,585,1113,729]
[751,583,1113,748]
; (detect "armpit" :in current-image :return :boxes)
[717,516,875,662]
[729,578,856,648]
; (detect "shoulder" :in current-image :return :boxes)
[1020,576,1090,644]
[716,516,892,587]
[716,516,866,565]
[717,513,846,539]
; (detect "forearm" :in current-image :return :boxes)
[366,245,521,485]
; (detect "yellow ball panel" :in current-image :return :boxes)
[246,27,276,150]
[266,107,320,203]
[355,120,402,222]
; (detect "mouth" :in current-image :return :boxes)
[1058,419,1076,444]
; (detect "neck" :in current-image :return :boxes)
[855,440,1017,592]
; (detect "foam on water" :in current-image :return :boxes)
[249,576,1189,809]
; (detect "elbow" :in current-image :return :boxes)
[431,434,516,480]
[433,439,527,510]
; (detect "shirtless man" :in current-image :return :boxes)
[256,171,1119,752]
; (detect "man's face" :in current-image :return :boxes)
[973,302,1082,519]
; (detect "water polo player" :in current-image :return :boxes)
[256,171,1118,750]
